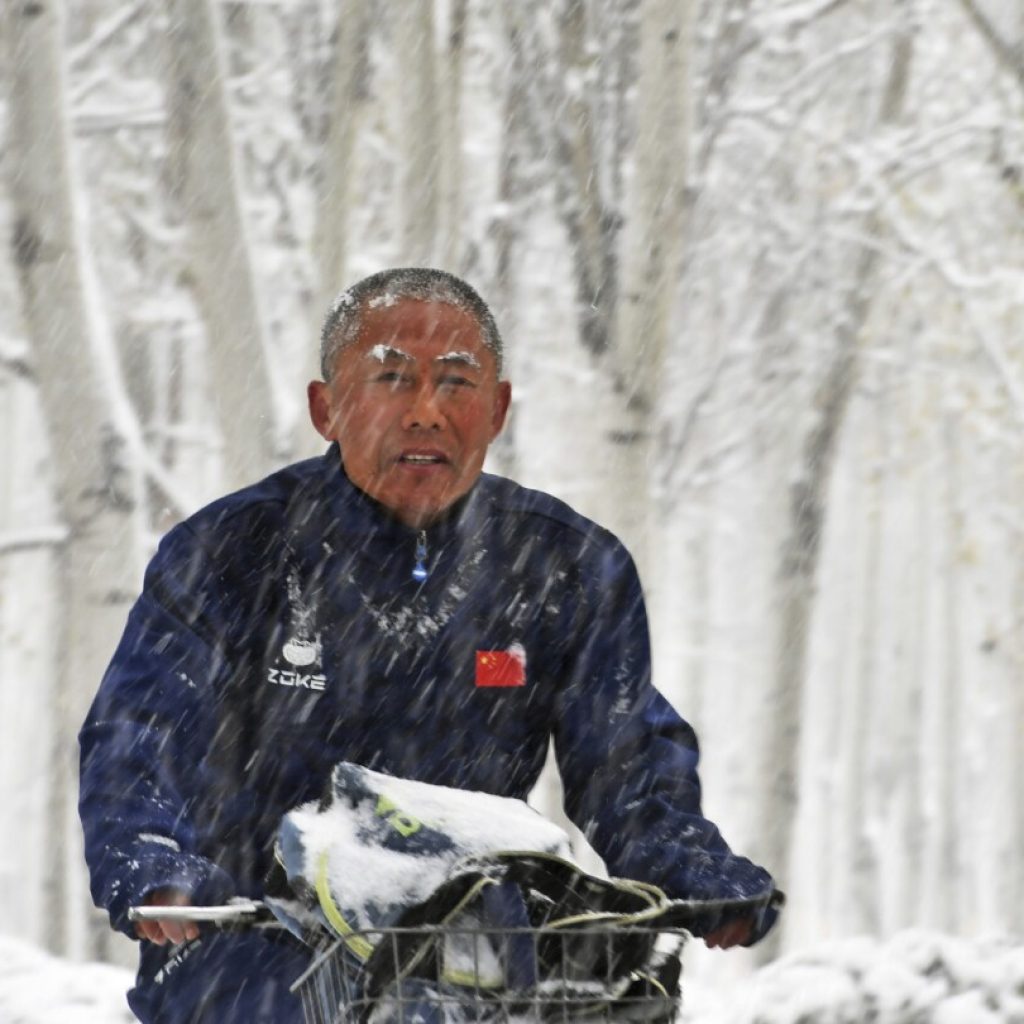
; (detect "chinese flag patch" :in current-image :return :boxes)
[475,648,526,688]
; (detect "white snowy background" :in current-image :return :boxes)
[1,0,1023,1020]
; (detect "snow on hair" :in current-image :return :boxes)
[319,268,504,379]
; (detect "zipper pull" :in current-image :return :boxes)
[412,530,429,582]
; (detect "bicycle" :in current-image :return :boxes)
[130,891,775,1023]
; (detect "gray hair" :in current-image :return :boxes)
[319,268,504,379]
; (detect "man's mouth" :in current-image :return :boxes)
[397,452,449,465]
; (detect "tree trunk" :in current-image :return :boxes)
[3,0,144,961]
[487,2,531,481]
[900,375,928,928]
[847,395,884,935]
[438,0,468,270]
[0,374,63,953]
[1012,508,1024,936]
[311,0,372,320]
[393,0,442,265]
[607,0,693,578]
[936,413,965,931]
[163,0,280,487]
[752,16,914,958]
[558,0,618,359]
[285,0,375,461]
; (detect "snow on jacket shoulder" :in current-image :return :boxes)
[79,447,776,951]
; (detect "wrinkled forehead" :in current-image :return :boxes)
[350,298,493,364]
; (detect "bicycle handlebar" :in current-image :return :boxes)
[127,889,781,931]
[128,899,277,926]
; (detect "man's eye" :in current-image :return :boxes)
[440,375,474,388]
[374,371,409,385]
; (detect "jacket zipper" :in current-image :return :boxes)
[412,530,429,582]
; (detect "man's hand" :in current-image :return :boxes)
[703,916,755,949]
[134,888,201,946]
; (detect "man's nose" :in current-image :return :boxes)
[402,383,447,431]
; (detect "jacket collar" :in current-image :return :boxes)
[310,443,488,551]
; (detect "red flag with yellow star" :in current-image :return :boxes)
[475,649,525,687]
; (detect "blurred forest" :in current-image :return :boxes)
[0,0,1021,982]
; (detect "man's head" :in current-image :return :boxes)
[318,267,504,380]
[308,269,511,529]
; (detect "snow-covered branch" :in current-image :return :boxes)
[957,0,1024,94]
[68,0,147,71]
[0,338,33,379]
[0,527,69,556]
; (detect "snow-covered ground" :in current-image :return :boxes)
[0,937,135,1023]
[3,930,1022,1023]
[681,931,1024,1024]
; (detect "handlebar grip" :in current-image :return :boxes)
[128,899,268,925]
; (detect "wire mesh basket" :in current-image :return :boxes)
[291,924,687,1024]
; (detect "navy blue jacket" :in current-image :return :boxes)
[80,448,775,1020]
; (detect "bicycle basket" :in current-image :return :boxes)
[291,924,686,1024]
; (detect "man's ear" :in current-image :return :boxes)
[307,380,335,441]
[490,381,512,439]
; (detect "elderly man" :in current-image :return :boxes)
[80,268,779,1023]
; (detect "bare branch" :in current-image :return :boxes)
[0,526,69,556]
[729,25,892,120]
[762,0,857,31]
[68,0,147,71]
[659,348,731,498]
[0,337,33,379]
[966,304,1024,430]
[73,109,165,133]
[137,448,196,521]
[958,0,1024,94]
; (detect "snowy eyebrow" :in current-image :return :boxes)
[435,351,482,370]
[367,344,413,363]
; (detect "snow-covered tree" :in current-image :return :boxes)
[1,0,1022,973]
[2,0,145,960]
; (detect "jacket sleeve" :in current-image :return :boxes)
[552,535,780,941]
[78,524,237,937]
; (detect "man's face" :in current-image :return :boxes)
[308,298,511,528]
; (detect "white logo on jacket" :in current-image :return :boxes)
[283,637,320,667]
[267,570,328,691]
[267,665,327,691]
[268,632,325,691]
